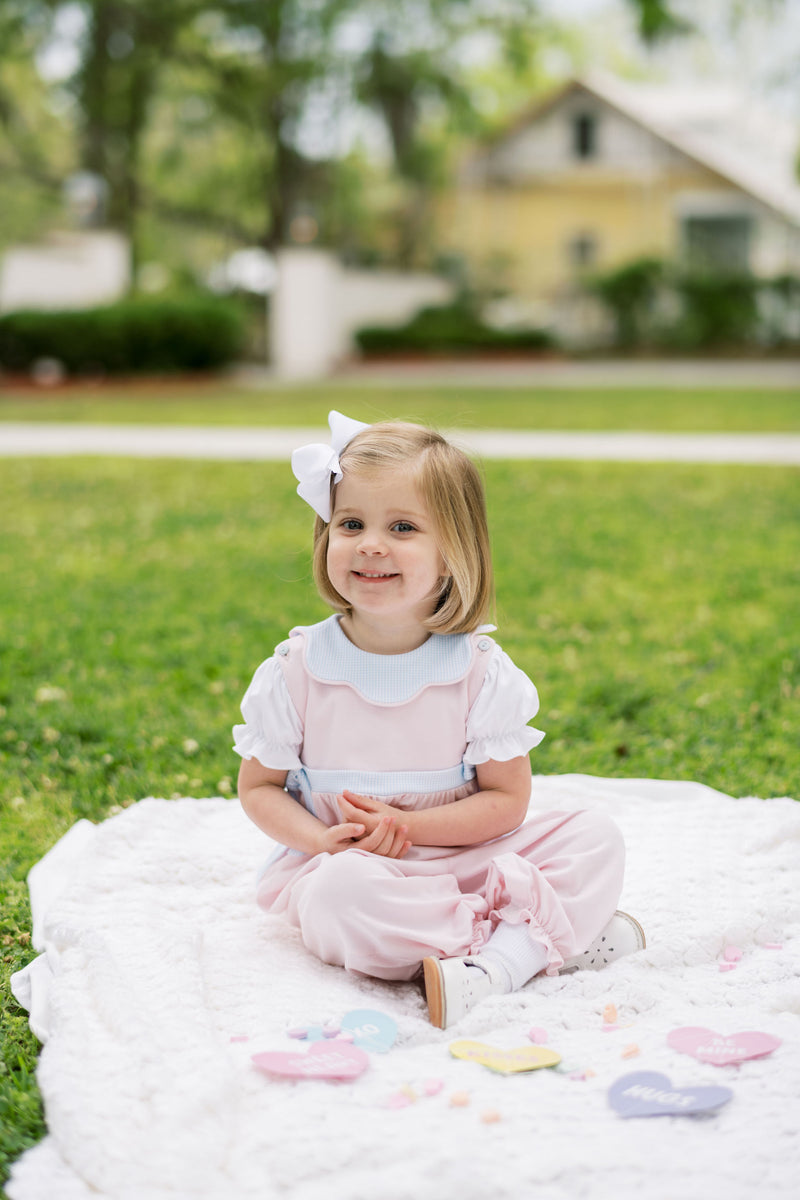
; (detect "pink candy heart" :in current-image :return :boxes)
[252,1040,369,1080]
[667,1026,781,1067]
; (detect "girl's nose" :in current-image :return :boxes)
[356,529,387,555]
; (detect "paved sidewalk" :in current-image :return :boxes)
[1,422,799,464]
[236,358,800,389]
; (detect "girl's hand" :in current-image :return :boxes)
[319,821,367,854]
[339,792,411,859]
[339,791,397,835]
[356,814,411,859]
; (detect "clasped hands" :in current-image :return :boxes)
[320,790,411,859]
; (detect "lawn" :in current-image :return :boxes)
[1,451,799,1185]
[1,381,799,431]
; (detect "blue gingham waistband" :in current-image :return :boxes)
[286,762,474,801]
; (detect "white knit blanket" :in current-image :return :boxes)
[9,775,800,1200]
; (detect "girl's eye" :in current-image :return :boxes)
[341,519,362,531]
[392,522,415,533]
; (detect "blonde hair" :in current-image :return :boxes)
[311,421,494,634]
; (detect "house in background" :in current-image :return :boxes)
[438,72,800,343]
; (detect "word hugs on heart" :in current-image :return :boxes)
[609,1071,733,1119]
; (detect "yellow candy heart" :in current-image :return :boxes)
[449,1040,561,1074]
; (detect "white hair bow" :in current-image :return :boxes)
[291,410,370,522]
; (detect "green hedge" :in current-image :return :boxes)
[587,259,800,351]
[355,302,555,355]
[0,296,246,375]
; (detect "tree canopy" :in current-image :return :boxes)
[0,0,772,279]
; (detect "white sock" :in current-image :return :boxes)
[477,921,549,992]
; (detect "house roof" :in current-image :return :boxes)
[473,73,800,229]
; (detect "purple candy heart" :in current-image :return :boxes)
[609,1071,733,1118]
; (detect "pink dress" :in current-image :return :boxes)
[234,616,624,981]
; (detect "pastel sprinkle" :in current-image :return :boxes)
[603,1003,618,1025]
[337,1031,355,1043]
[481,1109,502,1124]
[719,961,738,973]
[450,1091,470,1107]
[387,1092,412,1109]
[229,1035,250,1043]
[287,1027,308,1040]
[528,1027,548,1044]
[399,1085,418,1102]
[424,1079,444,1096]
[765,942,783,950]
[723,946,742,962]
[622,1043,640,1059]
[322,1024,341,1039]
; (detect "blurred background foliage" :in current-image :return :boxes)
[0,0,694,282]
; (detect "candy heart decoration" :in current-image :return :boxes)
[667,1027,781,1067]
[252,1040,369,1081]
[449,1040,561,1074]
[303,1009,397,1053]
[609,1071,733,1118]
[341,1009,398,1054]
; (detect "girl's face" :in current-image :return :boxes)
[327,468,446,643]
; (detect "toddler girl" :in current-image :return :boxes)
[235,411,644,1028]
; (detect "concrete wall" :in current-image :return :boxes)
[269,249,454,379]
[0,231,130,313]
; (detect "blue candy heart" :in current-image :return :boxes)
[341,1009,397,1054]
[609,1071,733,1118]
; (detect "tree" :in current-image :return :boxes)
[0,0,781,276]
[0,1,72,251]
[51,1,212,266]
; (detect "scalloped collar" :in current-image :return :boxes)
[289,615,494,705]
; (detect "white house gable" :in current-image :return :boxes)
[465,86,696,184]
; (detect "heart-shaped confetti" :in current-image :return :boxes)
[304,1009,397,1053]
[609,1071,733,1118]
[341,1009,398,1053]
[252,1040,369,1081]
[667,1027,781,1067]
[449,1040,560,1074]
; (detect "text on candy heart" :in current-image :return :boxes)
[622,1083,695,1109]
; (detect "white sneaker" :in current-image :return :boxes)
[422,955,506,1029]
[559,910,646,973]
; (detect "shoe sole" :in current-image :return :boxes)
[422,956,446,1028]
[618,910,646,950]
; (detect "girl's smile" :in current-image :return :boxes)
[327,469,446,651]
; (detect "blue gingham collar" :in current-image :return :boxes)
[289,615,493,705]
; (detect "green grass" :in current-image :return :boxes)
[1,454,799,1184]
[1,382,799,430]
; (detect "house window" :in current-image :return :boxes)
[683,216,752,272]
[572,113,597,160]
[568,233,598,269]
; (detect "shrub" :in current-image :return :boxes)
[355,301,555,355]
[587,256,800,351]
[669,272,760,350]
[0,296,246,375]
[586,257,665,348]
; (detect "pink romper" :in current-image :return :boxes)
[234,615,625,981]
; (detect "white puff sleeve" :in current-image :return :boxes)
[464,645,545,764]
[232,656,304,769]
